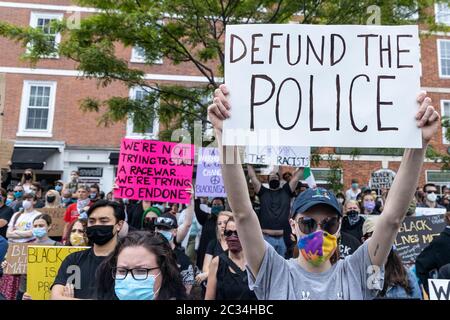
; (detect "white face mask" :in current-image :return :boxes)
[22,200,32,210]
[427,192,437,203]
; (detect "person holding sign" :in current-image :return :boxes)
[415,212,450,294]
[209,84,439,299]
[247,164,302,258]
[51,200,125,299]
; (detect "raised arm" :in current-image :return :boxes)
[368,93,440,267]
[176,186,194,244]
[208,84,266,277]
[289,168,304,193]
[247,164,262,194]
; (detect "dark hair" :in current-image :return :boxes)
[211,197,225,206]
[67,219,89,246]
[423,183,436,193]
[378,249,412,297]
[31,182,42,191]
[33,213,52,226]
[351,179,358,184]
[87,200,125,223]
[0,187,6,198]
[90,184,100,193]
[96,231,187,300]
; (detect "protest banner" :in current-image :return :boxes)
[428,279,450,300]
[223,24,421,148]
[245,145,310,167]
[415,207,446,216]
[26,246,89,300]
[195,148,226,197]
[394,214,446,265]
[37,207,66,237]
[114,139,194,204]
[3,243,28,275]
[369,169,396,190]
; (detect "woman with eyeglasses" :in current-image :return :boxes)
[209,84,440,299]
[205,216,257,300]
[95,231,187,300]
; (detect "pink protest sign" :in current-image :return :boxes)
[114,139,194,204]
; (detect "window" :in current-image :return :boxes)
[17,81,57,137]
[29,12,63,58]
[126,87,159,138]
[441,100,450,144]
[438,40,450,78]
[131,46,163,64]
[436,2,450,24]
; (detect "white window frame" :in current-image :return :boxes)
[29,12,64,59]
[441,100,450,144]
[435,2,450,25]
[126,87,159,139]
[17,80,57,138]
[130,45,163,64]
[437,39,450,79]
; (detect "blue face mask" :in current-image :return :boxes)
[14,191,23,198]
[5,199,13,206]
[211,205,224,215]
[55,185,63,192]
[32,227,47,239]
[114,273,160,300]
[158,230,173,242]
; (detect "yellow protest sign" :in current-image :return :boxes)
[26,245,89,300]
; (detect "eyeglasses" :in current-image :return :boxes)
[295,216,340,235]
[224,230,238,237]
[112,267,159,281]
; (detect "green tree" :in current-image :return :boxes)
[0,0,447,141]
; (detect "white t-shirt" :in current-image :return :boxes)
[345,188,361,201]
[7,210,41,243]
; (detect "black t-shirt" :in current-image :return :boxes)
[174,247,195,286]
[0,204,14,238]
[52,248,106,299]
[257,183,294,230]
[205,239,225,258]
[339,231,362,258]
[341,216,365,242]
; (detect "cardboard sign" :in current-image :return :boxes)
[428,279,450,300]
[223,24,421,148]
[114,139,194,204]
[369,169,396,190]
[394,214,446,265]
[415,207,446,216]
[26,246,89,300]
[245,145,310,167]
[4,243,28,275]
[36,208,66,237]
[195,148,226,197]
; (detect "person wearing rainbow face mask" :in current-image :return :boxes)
[208,84,440,299]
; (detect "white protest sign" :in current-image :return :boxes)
[369,169,396,190]
[245,145,310,167]
[415,207,446,216]
[428,279,450,300]
[223,24,421,148]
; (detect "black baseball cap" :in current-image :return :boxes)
[292,187,342,218]
[154,213,178,229]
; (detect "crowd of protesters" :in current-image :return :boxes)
[0,88,449,300]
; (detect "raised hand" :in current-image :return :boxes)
[208,84,230,133]
[416,92,440,144]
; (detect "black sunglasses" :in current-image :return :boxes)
[224,230,238,237]
[295,216,340,235]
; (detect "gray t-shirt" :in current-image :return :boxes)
[248,240,384,300]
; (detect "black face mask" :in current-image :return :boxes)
[269,179,280,189]
[46,195,56,203]
[347,210,359,218]
[143,219,156,231]
[24,173,32,180]
[86,225,116,245]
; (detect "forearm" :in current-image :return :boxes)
[247,165,261,192]
[370,146,427,266]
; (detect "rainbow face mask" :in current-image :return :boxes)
[297,230,337,267]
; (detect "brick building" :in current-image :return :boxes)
[0,1,450,194]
